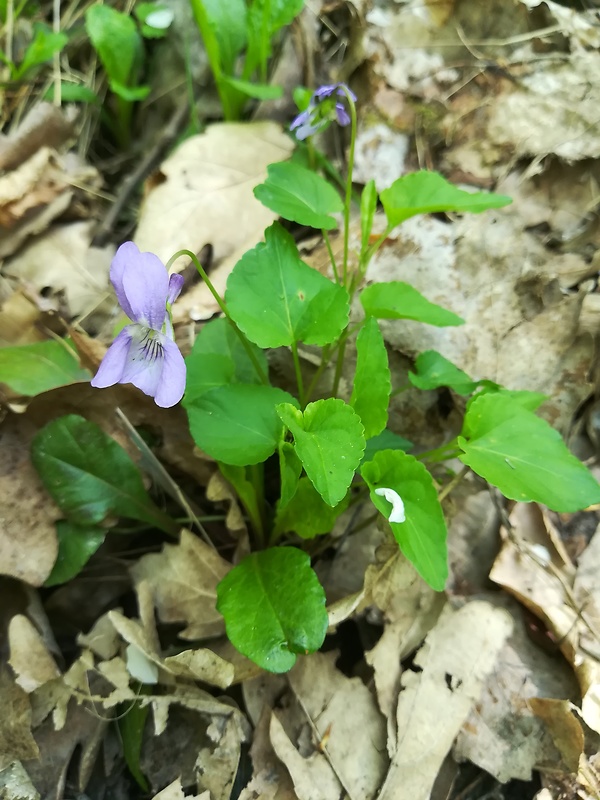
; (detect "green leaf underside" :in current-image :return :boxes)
[459,394,600,513]
[44,521,106,587]
[226,223,349,348]
[360,180,378,253]
[245,0,304,74]
[465,386,546,415]
[361,450,448,591]
[85,5,142,90]
[32,415,172,531]
[0,339,90,396]
[15,24,68,78]
[277,398,365,507]
[380,170,512,228]
[253,162,344,230]
[201,0,247,73]
[350,317,391,438]
[185,316,267,402]
[360,282,464,326]
[409,350,481,395]
[275,477,349,539]
[185,384,298,466]
[278,442,302,510]
[222,76,282,99]
[363,429,413,463]
[216,548,328,673]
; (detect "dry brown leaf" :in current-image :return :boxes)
[8,615,61,693]
[489,507,600,736]
[366,210,593,430]
[0,669,40,769]
[151,778,210,800]
[0,415,59,586]
[3,222,114,319]
[134,121,294,270]
[363,554,444,751]
[528,697,585,773]
[0,102,74,171]
[454,598,580,782]
[270,713,343,800]
[271,652,388,800]
[378,601,513,800]
[130,528,230,640]
[0,760,40,800]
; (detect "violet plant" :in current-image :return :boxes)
[27,84,600,673]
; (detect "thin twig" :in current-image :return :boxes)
[92,101,190,246]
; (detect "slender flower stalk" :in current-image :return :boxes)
[91,242,186,408]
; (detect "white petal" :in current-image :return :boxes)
[374,487,406,523]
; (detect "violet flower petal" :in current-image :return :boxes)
[335,103,351,126]
[110,243,139,321]
[121,250,170,330]
[154,336,186,408]
[290,108,311,131]
[119,328,164,398]
[314,84,337,99]
[90,327,133,388]
[167,273,184,305]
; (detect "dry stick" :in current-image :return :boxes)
[92,101,190,247]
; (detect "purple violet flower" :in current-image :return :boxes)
[290,83,357,140]
[91,242,186,408]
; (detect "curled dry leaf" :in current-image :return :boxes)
[130,529,230,640]
[8,615,61,693]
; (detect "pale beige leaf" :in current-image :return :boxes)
[8,615,61,693]
[0,760,40,800]
[0,416,59,586]
[3,221,113,318]
[130,529,230,640]
[151,777,210,800]
[0,670,39,770]
[269,713,342,800]
[378,601,514,800]
[135,121,293,270]
[284,652,388,800]
[163,649,234,690]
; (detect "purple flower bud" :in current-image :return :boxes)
[91,242,186,408]
[290,82,356,140]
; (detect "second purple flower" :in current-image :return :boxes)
[290,83,356,140]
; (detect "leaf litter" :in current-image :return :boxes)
[3,0,600,799]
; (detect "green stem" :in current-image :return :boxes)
[437,465,469,503]
[331,334,347,398]
[259,0,270,83]
[167,249,269,385]
[341,88,358,288]
[322,230,340,284]
[188,0,234,120]
[291,340,306,407]
[248,463,266,547]
[415,438,462,464]
[390,383,411,398]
